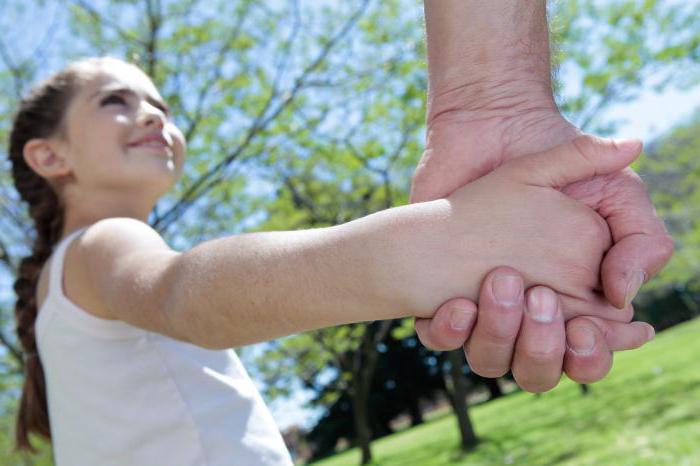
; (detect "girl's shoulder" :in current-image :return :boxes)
[38,218,170,322]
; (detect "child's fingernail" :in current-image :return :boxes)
[567,326,596,355]
[492,275,523,306]
[450,307,472,331]
[624,270,646,308]
[527,288,558,323]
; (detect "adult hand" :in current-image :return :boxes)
[411,100,671,388]
[418,267,653,392]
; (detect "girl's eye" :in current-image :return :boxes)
[101,94,127,107]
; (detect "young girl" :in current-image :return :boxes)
[9,56,641,465]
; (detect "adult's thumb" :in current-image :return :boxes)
[501,135,643,188]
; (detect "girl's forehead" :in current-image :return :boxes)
[77,66,161,105]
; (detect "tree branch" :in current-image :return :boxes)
[152,0,370,232]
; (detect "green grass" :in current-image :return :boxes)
[311,317,700,466]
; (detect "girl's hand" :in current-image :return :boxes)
[418,267,654,392]
[445,135,642,321]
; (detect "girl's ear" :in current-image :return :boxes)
[23,138,72,179]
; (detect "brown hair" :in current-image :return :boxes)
[8,56,119,452]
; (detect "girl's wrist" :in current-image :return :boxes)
[335,199,460,319]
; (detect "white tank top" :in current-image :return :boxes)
[35,227,293,466]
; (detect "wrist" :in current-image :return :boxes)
[427,76,557,129]
[423,0,555,126]
[340,200,482,319]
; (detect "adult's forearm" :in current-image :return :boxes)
[424,0,555,118]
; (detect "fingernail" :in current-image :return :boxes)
[567,326,596,355]
[492,275,523,306]
[612,138,642,153]
[624,271,646,308]
[527,288,558,323]
[450,307,472,331]
[646,325,656,342]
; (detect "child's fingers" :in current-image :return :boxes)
[464,267,524,378]
[511,287,567,393]
[414,298,477,351]
[563,317,614,384]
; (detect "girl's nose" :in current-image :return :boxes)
[138,104,165,129]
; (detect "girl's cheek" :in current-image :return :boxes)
[115,114,133,126]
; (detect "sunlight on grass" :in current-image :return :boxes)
[311,318,700,466]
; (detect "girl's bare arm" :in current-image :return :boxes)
[75,136,638,350]
[75,212,419,349]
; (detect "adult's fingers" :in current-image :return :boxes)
[596,168,674,309]
[562,317,613,384]
[464,267,525,377]
[563,315,654,384]
[415,298,477,351]
[559,290,635,323]
[511,287,567,393]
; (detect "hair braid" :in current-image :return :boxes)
[8,55,130,453]
[7,59,93,453]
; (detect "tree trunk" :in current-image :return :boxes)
[482,376,504,400]
[352,387,373,465]
[445,350,478,450]
[408,396,424,426]
[348,320,394,465]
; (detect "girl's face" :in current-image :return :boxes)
[58,61,186,204]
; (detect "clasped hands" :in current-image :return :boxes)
[410,105,673,393]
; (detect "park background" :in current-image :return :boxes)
[0,0,698,464]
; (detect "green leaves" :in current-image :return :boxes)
[635,111,700,292]
[552,0,699,133]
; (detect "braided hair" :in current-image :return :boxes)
[7,57,115,452]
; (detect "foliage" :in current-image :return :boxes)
[551,0,700,134]
[634,111,700,294]
[311,317,700,466]
[0,0,698,462]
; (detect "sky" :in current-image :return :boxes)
[2,0,700,433]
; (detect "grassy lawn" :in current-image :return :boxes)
[311,317,700,466]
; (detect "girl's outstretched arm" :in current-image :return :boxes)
[75,215,412,349]
[75,135,640,350]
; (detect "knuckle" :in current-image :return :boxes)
[478,324,519,348]
[620,305,634,323]
[569,136,598,177]
[620,166,644,185]
[659,234,675,260]
[579,210,612,250]
[524,345,563,365]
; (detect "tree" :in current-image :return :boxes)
[0,0,377,461]
[634,111,700,299]
[1,0,699,464]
